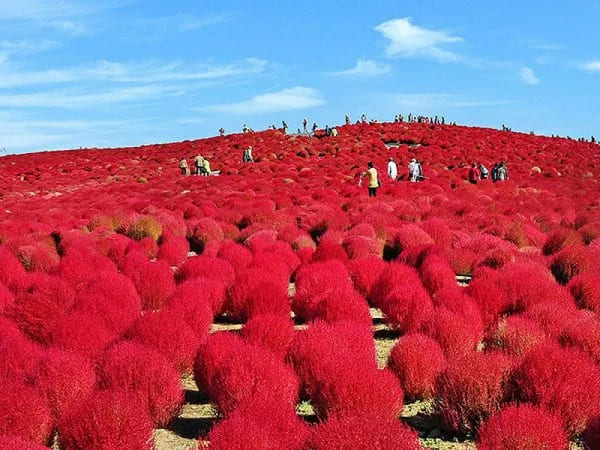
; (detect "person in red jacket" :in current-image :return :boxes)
[468,163,481,184]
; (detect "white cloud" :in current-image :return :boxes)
[374,17,463,62]
[580,61,600,72]
[519,66,540,84]
[0,85,185,108]
[529,42,565,51]
[203,86,325,114]
[0,58,267,88]
[387,93,514,111]
[331,58,391,76]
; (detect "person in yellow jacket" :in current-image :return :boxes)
[363,161,380,197]
[179,157,190,175]
[194,154,204,175]
[202,158,211,176]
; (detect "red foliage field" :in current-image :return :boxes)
[1,121,600,448]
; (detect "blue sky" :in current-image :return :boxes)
[1,0,599,153]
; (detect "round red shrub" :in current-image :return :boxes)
[58,389,154,450]
[49,312,117,360]
[0,436,50,450]
[56,249,116,290]
[126,310,200,374]
[485,315,547,357]
[240,313,295,359]
[513,343,600,436]
[436,351,512,435]
[207,401,309,450]
[0,247,27,290]
[32,349,96,420]
[311,241,350,264]
[312,286,372,326]
[0,379,53,445]
[550,246,593,284]
[542,228,583,255]
[189,218,224,253]
[177,255,235,288]
[348,255,386,298]
[569,272,600,313]
[308,414,421,450]
[97,341,183,427]
[193,331,245,395]
[164,281,214,337]
[123,256,176,310]
[477,404,569,450]
[211,344,300,414]
[72,271,142,335]
[0,282,15,313]
[0,332,44,381]
[387,333,446,400]
[217,240,253,274]
[370,263,433,333]
[157,233,189,267]
[7,273,75,343]
[560,316,600,364]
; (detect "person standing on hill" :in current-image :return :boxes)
[497,161,509,181]
[282,121,288,134]
[303,118,308,133]
[491,163,499,182]
[331,127,338,137]
[194,154,204,175]
[345,114,351,125]
[408,158,419,182]
[480,163,489,179]
[468,163,481,184]
[219,128,225,136]
[363,161,380,197]
[416,160,424,181]
[202,158,211,176]
[387,157,398,180]
[179,157,190,176]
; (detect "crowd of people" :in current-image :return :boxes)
[178,154,212,176]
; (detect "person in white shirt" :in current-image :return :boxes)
[387,157,398,180]
[408,158,418,182]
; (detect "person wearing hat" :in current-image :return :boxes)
[408,158,419,182]
[387,157,398,180]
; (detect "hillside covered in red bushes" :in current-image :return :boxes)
[1,122,600,449]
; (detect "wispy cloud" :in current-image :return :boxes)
[137,13,235,33]
[331,58,391,76]
[0,85,185,109]
[375,18,463,62]
[386,93,514,111]
[580,60,600,72]
[529,41,565,51]
[202,86,325,114]
[0,58,268,88]
[519,66,540,84]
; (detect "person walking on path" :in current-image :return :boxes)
[387,157,398,180]
[408,158,419,182]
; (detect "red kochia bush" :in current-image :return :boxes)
[72,271,142,335]
[0,247,27,290]
[0,282,15,312]
[485,315,547,357]
[211,344,300,414]
[226,268,290,322]
[292,259,353,320]
[49,312,116,360]
[164,280,214,337]
[387,333,446,400]
[193,332,245,395]
[123,254,176,310]
[560,315,600,364]
[477,404,569,450]
[370,263,433,333]
[177,255,235,288]
[32,349,96,420]
[0,379,53,445]
[0,331,44,381]
[550,246,593,285]
[348,255,386,297]
[436,351,512,435]
[0,436,50,450]
[157,233,189,267]
[56,248,116,289]
[513,343,600,436]
[97,342,183,427]
[7,274,75,343]
[207,401,309,450]
[126,310,200,374]
[240,313,295,359]
[217,240,253,274]
[542,228,583,255]
[308,415,421,450]
[569,272,600,313]
[58,389,153,450]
